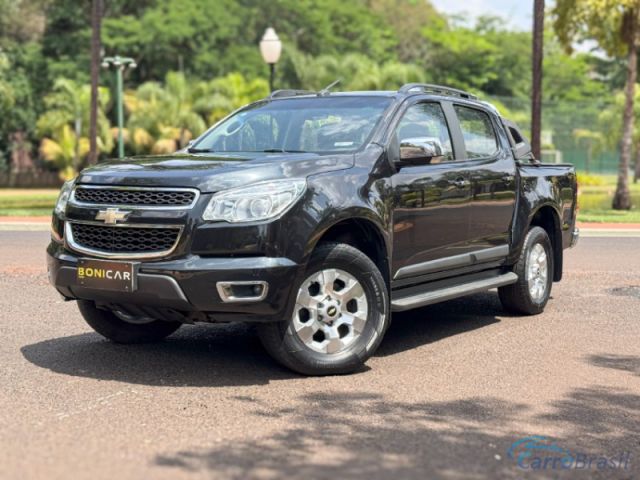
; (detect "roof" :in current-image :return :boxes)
[263,83,500,115]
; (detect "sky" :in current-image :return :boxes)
[430,0,534,31]
[429,0,600,54]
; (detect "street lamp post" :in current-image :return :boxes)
[101,55,136,159]
[259,27,282,92]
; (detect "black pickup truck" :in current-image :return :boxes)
[47,84,579,375]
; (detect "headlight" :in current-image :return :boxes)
[203,179,306,223]
[54,179,75,216]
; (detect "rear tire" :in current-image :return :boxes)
[77,300,182,343]
[499,226,554,315]
[258,242,390,376]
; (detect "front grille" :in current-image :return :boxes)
[74,187,196,207]
[70,223,180,254]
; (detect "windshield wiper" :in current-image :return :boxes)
[187,147,215,153]
[261,149,308,153]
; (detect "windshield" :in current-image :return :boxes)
[191,96,392,154]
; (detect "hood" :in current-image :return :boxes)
[76,152,354,192]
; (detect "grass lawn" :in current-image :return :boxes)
[0,189,58,216]
[578,177,640,223]
[577,210,640,223]
[1,177,640,223]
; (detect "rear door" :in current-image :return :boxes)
[451,105,517,251]
[390,100,475,280]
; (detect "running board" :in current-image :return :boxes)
[391,272,518,312]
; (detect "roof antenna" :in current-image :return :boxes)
[318,79,341,96]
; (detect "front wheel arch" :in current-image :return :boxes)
[306,215,391,289]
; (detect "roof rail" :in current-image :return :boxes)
[269,89,316,99]
[398,83,478,100]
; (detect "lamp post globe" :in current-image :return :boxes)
[260,27,282,92]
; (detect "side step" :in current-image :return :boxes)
[391,272,518,312]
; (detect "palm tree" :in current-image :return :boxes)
[125,72,268,153]
[290,52,425,92]
[554,0,640,209]
[125,72,206,153]
[198,73,269,123]
[88,0,102,165]
[37,78,112,172]
[40,125,90,180]
[531,0,545,160]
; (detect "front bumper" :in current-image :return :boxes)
[570,227,579,248]
[47,241,302,323]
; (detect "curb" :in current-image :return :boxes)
[0,222,50,231]
[579,229,640,238]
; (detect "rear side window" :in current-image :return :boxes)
[454,106,498,159]
[508,126,524,145]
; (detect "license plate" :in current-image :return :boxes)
[77,259,138,292]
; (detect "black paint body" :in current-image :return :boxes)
[47,91,578,323]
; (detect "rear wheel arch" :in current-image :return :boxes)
[527,205,563,282]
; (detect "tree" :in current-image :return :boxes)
[88,0,102,165]
[0,0,49,44]
[37,78,112,170]
[101,0,399,85]
[597,89,640,182]
[0,53,16,167]
[554,0,640,210]
[198,73,269,123]
[543,37,608,102]
[0,1,49,170]
[419,17,531,97]
[289,52,425,91]
[124,72,268,153]
[573,128,604,172]
[40,0,92,84]
[368,0,442,62]
[40,124,89,179]
[124,72,207,153]
[531,0,545,159]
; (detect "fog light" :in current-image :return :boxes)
[216,281,268,303]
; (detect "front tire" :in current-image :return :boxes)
[499,226,554,315]
[78,300,182,343]
[258,242,390,375]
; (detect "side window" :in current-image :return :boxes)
[395,103,454,161]
[454,106,498,159]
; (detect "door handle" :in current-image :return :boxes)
[451,177,470,189]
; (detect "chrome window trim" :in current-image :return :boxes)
[64,220,184,260]
[69,185,201,210]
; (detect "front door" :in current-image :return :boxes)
[390,101,474,280]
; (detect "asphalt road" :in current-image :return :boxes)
[1,232,639,480]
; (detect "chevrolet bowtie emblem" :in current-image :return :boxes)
[96,208,131,225]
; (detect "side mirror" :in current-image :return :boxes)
[512,142,539,165]
[513,142,531,160]
[398,138,444,166]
